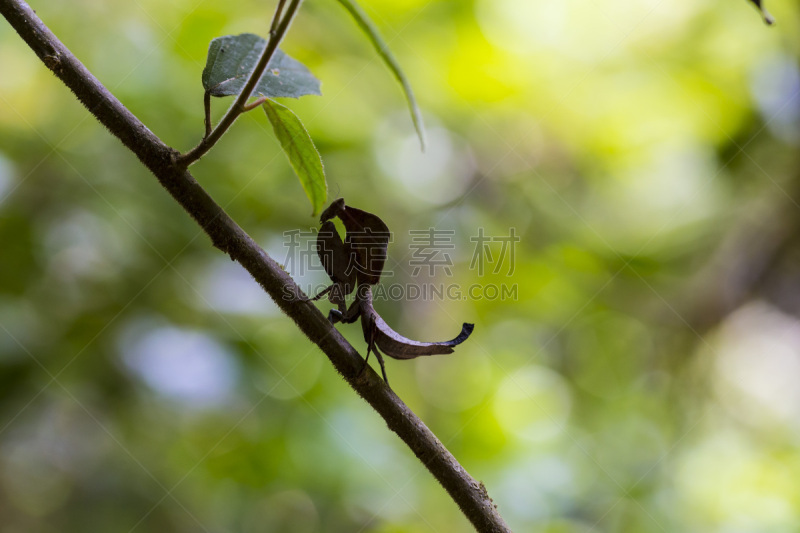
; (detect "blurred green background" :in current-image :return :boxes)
[2,0,800,531]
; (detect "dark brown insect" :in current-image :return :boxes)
[312,198,473,383]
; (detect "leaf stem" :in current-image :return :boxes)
[203,90,212,138]
[178,0,303,167]
[242,96,268,111]
[270,0,288,34]
[334,0,426,150]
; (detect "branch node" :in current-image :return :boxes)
[43,53,60,71]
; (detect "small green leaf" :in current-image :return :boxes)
[334,0,426,150]
[202,33,321,98]
[262,99,327,216]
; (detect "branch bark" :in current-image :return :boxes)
[0,1,511,531]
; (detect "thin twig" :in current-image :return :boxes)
[203,90,212,138]
[270,0,288,34]
[177,0,303,167]
[0,1,511,531]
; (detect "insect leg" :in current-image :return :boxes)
[358,338,372,379]
[328,308,343,324]
[328,298,358,324]
[310,284,333,301]
[339,299,361,324]
[358,316,388,384]
[371,342,389,385]
[358,314,377,379]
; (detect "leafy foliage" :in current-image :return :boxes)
[202,33,321,98]
[334,0,426,149]
[262,98,327,216]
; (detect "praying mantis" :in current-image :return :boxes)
[312,198,474,384]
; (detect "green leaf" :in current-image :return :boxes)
[202,33,321,98]
[334,0,426,150]
[262,99,327,216]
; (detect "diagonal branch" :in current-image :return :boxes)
[0,1,511,531]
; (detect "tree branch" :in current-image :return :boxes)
[0,1,511,531]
